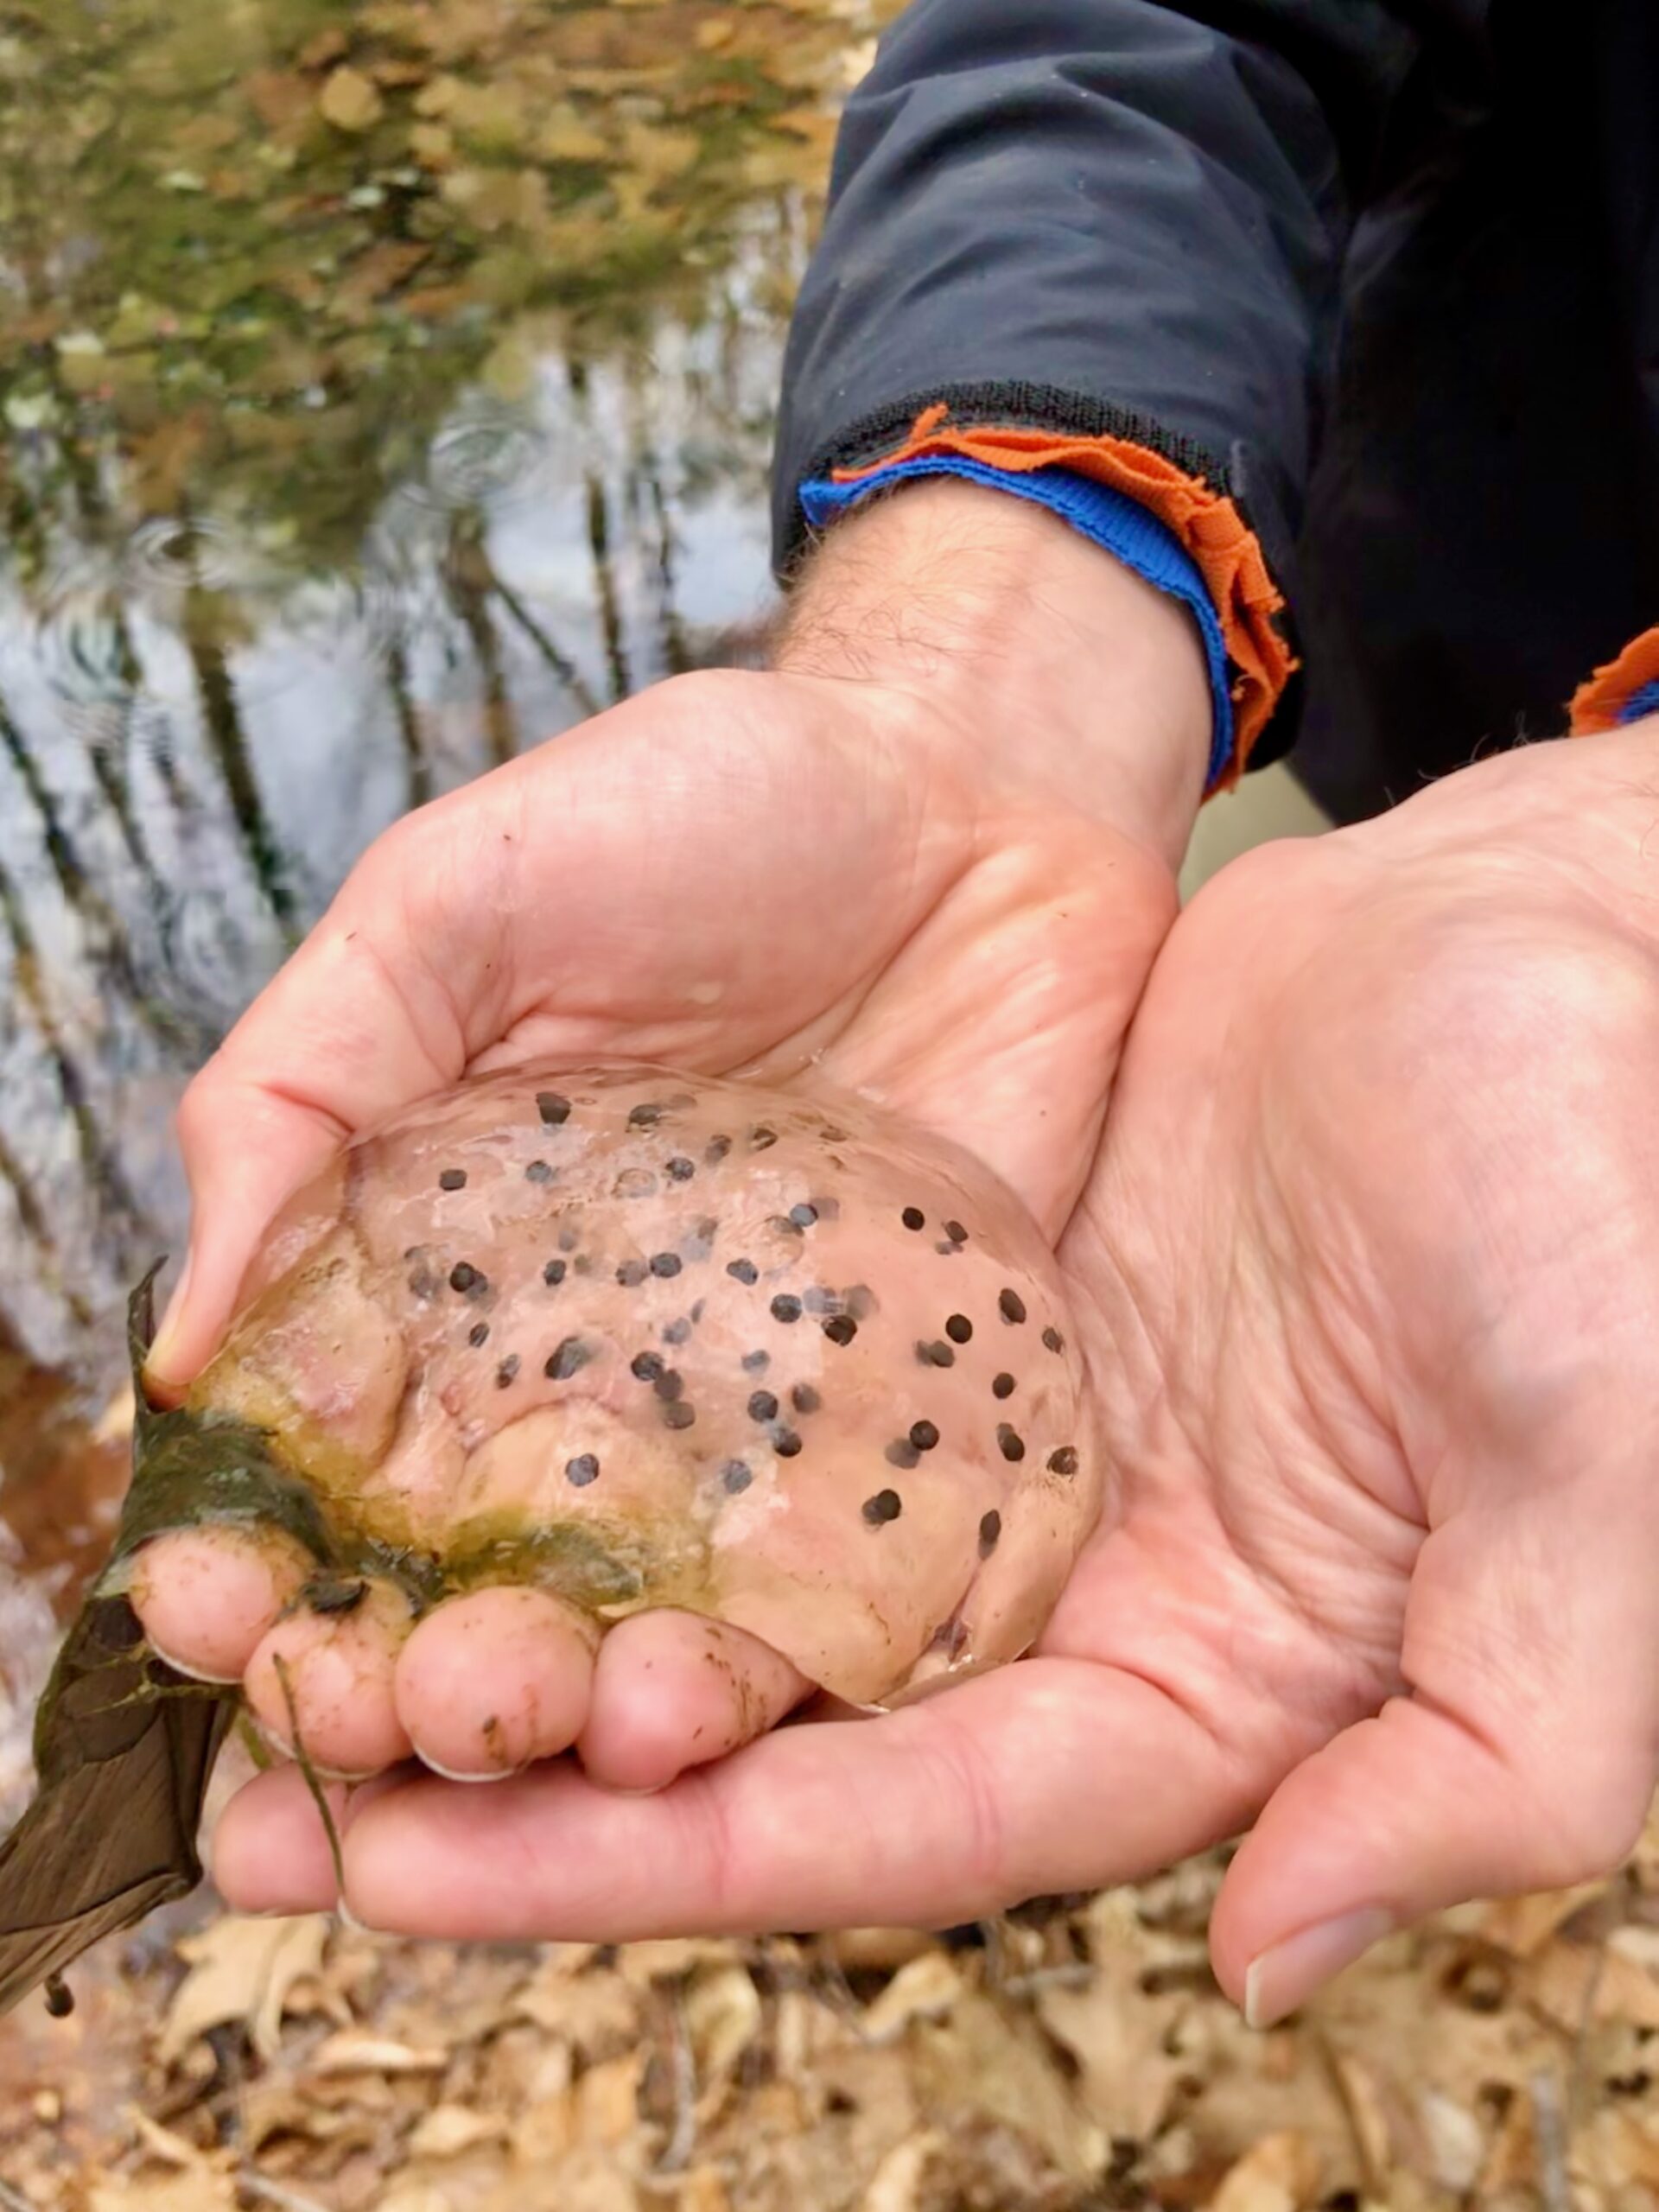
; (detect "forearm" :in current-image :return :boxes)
[773,479,1211,870]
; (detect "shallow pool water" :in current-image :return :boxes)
[0,0,891,1811]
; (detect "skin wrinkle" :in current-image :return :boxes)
[1246,1129,1424,1552]
[1120,1488,1378,1772]
[1385,1687,1646,1898]
[1067,1022,1413,1745]
[1057,1509,1303,1788]
[881,1703,1014,1917]
[734,820,982,1098]
[1408,1510,1606,1751]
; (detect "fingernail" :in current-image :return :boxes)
[1243,1906,1394,2029]
[144,1251,194,1382]
[336,1899,381,1936]
[416,1754,520,1784]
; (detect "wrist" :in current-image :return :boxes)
[774,477,1211,869]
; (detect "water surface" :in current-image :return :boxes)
[0,0,891,1809]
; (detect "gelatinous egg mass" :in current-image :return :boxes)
[192,1064,1100,1706]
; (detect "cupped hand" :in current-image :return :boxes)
[129,477,1211,1810]
[217,721,1659,2025]
[145,478,1208,1392]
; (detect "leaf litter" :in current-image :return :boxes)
[0,1809,1655,2209]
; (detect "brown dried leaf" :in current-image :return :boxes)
[861,1951,964,2043]
[513,1965,641,2056]
[512,2084,576,2165]
[240,2081,338,2153]
[824,1927,937,1974]
[675,2171,732,2212]
[308,2029,450,2074]
[486,2148,640,2212]
[334,240,431,315]
[911,1993,1102,2180]
[861,2129,945,2212]
[1416,2089,1486,2194]
[127,2110,204,2169]
[413,73,465,117]
[298,26,350,71]
[89,2177,236,2212]
[409,123,455,167]
[685,1963,762,2082]
[244,71,315,133]
[539,111,612,162]
[1479,2091,1537,2196]
[1476,1884,1608,1958]
[1589,2110,1659,2190]
[1207,2129,1323,2212]
[619,119,702,182]
[319,67,385,133]
[617,1937,737,1984]
[408,2102,511,2158]
[1522,1938,1659,2031]
[576,2050,645,2146]
[159,1914,327,2065]
[1037,1893,1187,2142]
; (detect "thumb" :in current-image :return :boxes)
[1211,1494,1659,2026]
[145,895,466,1395]
[143,1081,349,1397]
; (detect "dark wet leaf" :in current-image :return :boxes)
[0,1270,340,2019]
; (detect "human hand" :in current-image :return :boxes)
[147,476,1208,1389]
[127,477,1211,1798]
[214,722,1659,2028]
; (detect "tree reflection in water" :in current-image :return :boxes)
[0,0,894,1751]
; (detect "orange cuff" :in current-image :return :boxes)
[831,403,1296,784]
[1568,625,1659,734]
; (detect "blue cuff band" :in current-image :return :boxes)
[799,456,1235,788]
[1619,677,1659,725]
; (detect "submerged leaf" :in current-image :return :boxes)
[319,66,385,132]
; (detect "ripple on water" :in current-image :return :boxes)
[404,397,568,515]
[30,518,404,713]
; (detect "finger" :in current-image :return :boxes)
[1212,1497,1659,2026]
[145,867,470,1391]
[129,1527,310,1683]
[245,1580,418,1782]
[210,1770,414,1917]
[213,1656,1257,1935]
[576,1611,810,1792]
[393,1587,599,1781]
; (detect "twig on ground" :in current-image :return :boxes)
[1530,2068,1572,2212]
[653,1993,698,2177]
[238,2171,332,2212]
[998,1963,1095,2002]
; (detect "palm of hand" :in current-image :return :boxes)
[149,657,1183,1901]
[1058,742,1659,2010]
[156,664,1175,1382]
[224,738,1659,2025]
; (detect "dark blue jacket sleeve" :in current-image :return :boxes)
[772,0,1484,759]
